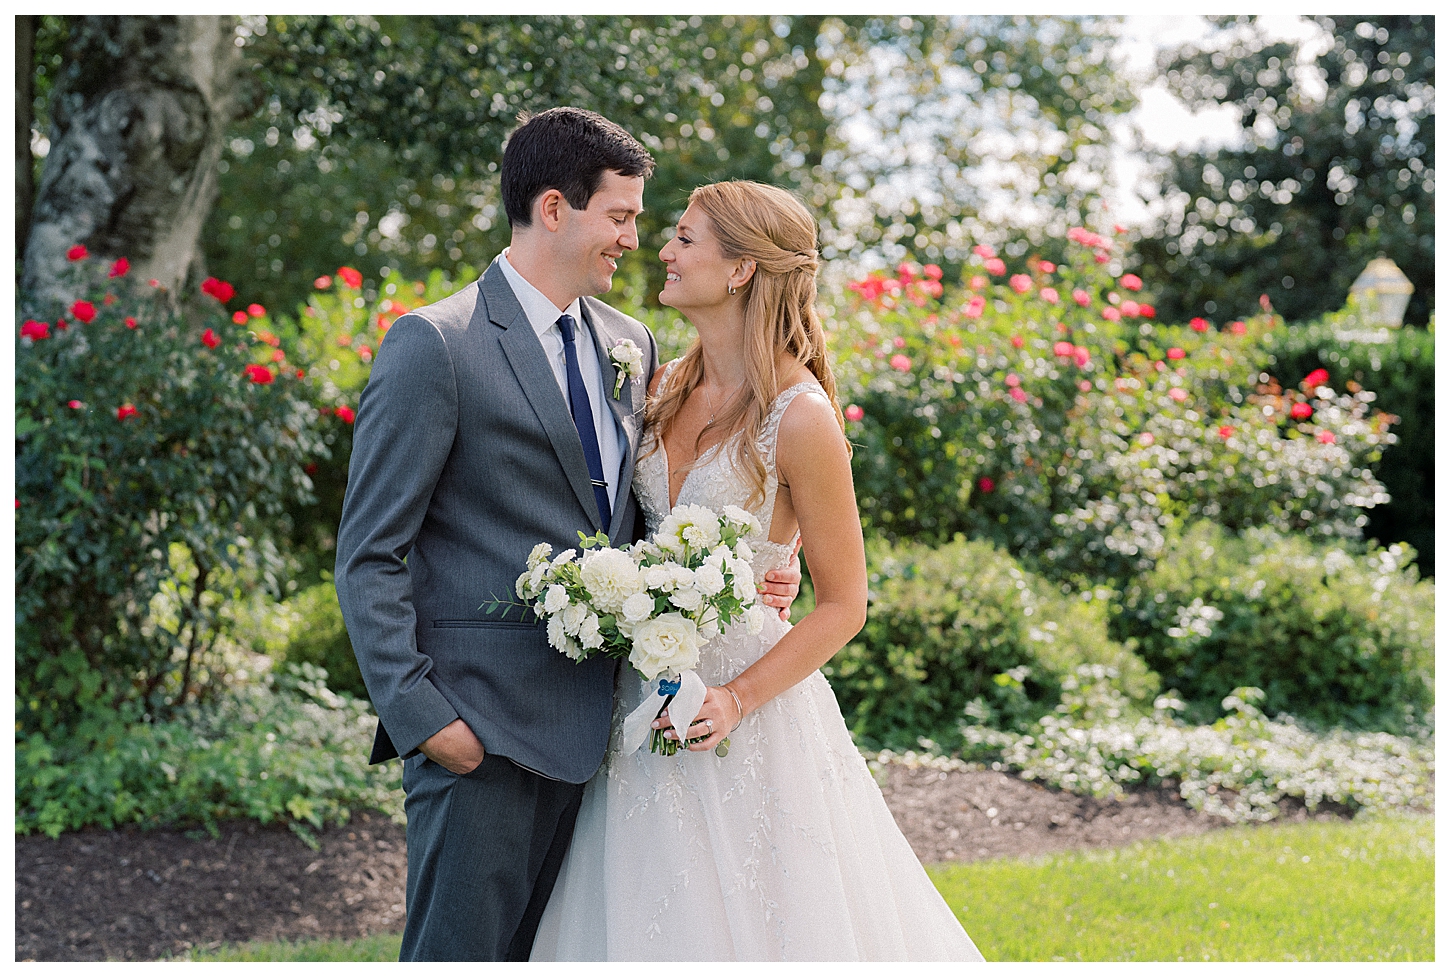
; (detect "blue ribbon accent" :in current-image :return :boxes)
[658,676,681,695]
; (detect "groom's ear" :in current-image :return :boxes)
[536,188,567,232]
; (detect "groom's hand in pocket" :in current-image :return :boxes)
[759,539,803,621]
[420,718,486,775]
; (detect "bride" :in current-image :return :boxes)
[531,180,983,961]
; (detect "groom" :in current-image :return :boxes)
[335,107,797,961]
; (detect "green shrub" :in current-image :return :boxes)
[1265,304,1435,574]
[14,664,402,845]
[15,255,325,732]
[279,577,368,700]
[826,536,1156,750]
[1115,522,1434,731]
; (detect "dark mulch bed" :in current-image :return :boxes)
[15,767,1356,961]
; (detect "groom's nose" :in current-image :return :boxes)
[618,216,639,252]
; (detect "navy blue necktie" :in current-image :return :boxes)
[556,313,612,528]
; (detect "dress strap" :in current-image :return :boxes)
[760,380,828,449]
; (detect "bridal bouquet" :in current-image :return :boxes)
[493,503,766,755]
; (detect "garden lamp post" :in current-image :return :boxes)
[1348,255,1414,327]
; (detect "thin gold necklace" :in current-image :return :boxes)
[702,379,745,427]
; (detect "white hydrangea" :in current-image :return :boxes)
[628,612,700,680]
[579,546,644,614]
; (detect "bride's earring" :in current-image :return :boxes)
[728,285,737,295]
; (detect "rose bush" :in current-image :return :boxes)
[15,251,325,733]
[832,232,1398,586]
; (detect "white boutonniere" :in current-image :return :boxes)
[609,338,645,399]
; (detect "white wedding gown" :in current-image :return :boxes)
[531,379,983,961]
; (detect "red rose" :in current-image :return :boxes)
[109,257,130,278]
[1040,287,1060,304]
[55,319,67,331]
[1038,261,1056,274]
[271,349,286,363]
[1120,273,1142,291]
[20,320,50,341]
[1189,318,1210,332]
[247,303,266,318]
[1167,348,1185,360]
[1072,289,1091,307]
[963,296,985,319]
[245,364,275,384]
[1140,304,1156,318]
[338,267,363,289]
[201,277,236,302]
[335,405,357,424]
[1005,373,1021,387]
[70,300,97,324]
[1169,388,1188,402]
[1010,386,1028,402]
[889,354,912,372]
[296,369,306,379]
[923,264,943,281]
[1120,300,1140,318]
[232,310,249,324]
[1011,335,1024,348]
[972,244,996,260]
[983,258,1006,276]
[68,400,84,409]
[125,317,137,329]
[1228,321,1247,335]
[977,476,995,493]
[844,404,864,422]
[201,328,220,348]
[1053,341,1074,358]
[67,244,88,261]
[116,403,137,420]
[1290,403,1313,420]
[1102,307,1122,322]
[1218,425,1234,439]
[314,275,333,290]
[1303,368,1330,389]
[1010,274,1032,294]
[1316,430,1336,444]
[1073,346,1091,368]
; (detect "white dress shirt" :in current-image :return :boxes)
[498,250,627,512]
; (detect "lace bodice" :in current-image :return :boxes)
[633,371,828,581]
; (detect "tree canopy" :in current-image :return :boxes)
[1134,15,1434,325]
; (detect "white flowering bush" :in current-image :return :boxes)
[503,505,764,683]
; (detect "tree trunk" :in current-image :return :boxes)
[22,16,241,302]
[16,15,36,269]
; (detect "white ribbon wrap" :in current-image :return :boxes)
[618,669,707,755]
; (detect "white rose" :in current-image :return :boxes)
[543,584,569,614]
[527,542,553,569]
[671,565,697,590]
[546,614,568,651]
[644,564,677,591]
[579,547,644,614]
[722,504,762,536]
[560,601,589,635]
[730,558,757,601]
[621,592,656,623]
[669,587,704,613]
[578,613,604,650]
[735,541,754,562]
[628,612,700,681]
[745,605,766,635]
[693,563,726,597]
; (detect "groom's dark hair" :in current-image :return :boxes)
[502,107,655,228]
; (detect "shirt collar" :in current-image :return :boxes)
[499,249,583,342]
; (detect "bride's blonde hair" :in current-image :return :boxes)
[645,180,846,510]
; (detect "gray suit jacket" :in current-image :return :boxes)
[334,257,658,783]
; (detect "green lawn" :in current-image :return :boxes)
[931,814,1434,962]
[187,815,1432,962]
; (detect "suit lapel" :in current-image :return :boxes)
[580,299,640,542]
[485,262,605,532]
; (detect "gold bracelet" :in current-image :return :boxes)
[723,683,745,732]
